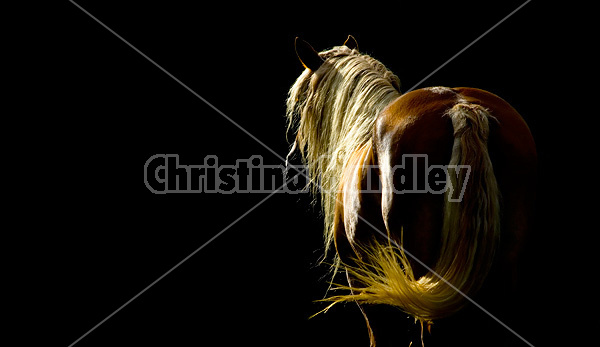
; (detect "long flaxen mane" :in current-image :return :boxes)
[286,45,401,259]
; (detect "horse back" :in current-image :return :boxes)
[344,86,537,281]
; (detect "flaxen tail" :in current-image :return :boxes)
[322,103,500,323]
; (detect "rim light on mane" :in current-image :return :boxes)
[286,45,401,258]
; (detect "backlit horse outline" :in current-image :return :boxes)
[286,36,536,346]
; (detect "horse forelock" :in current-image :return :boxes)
[286,46,401,256]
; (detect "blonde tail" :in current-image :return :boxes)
[322,103,500,323]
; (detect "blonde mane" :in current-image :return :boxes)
[286,45,401,257]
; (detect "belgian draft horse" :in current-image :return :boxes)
[286,36,536,347]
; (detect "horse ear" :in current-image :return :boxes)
[295,37,324,71]
[343,35,359,51]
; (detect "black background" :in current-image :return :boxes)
[31,1,596,346]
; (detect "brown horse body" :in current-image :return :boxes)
[288,38,536,346]
[332,86,536,346]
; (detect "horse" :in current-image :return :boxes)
[286,36,536,347]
